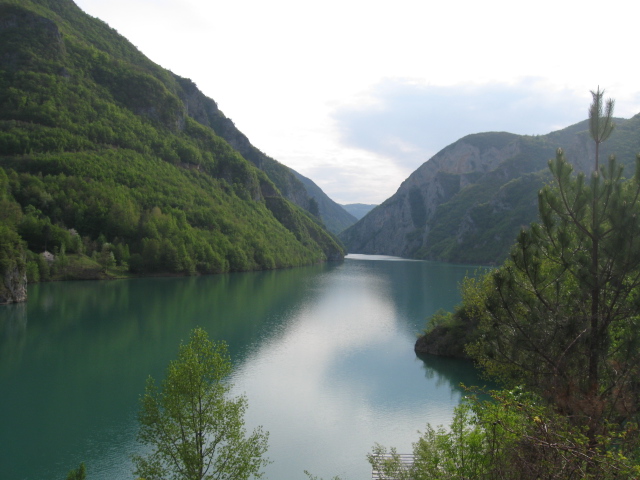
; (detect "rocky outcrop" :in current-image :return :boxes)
[338,117,640,265]
[340,132,529,260]
[0,4,67,71]
[414,326,469,359]
[1,258,27,304]
[292,171,357,234]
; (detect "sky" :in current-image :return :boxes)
[73,0,640,205]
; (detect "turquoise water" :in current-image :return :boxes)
[0,254,488,480]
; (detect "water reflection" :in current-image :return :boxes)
[232,258,485,480]
[0,302,27,375]
[0,256,486,480]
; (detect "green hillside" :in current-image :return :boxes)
[0,0,344,301]
[292,171,358,233]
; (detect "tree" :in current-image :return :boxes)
[308,197,320,218]
[368,389,640,480]
[373,89,640,480]
[468,90,640,447]
[97,243,116,273]
[65,462,86,480]
[588,87,615,172]
[132,328,270,480]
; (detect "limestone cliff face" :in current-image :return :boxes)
[340,132,529,260]
[0,5,67,71]
[0,257,27,305]
[340,116,640,265]
[292,171,357,234]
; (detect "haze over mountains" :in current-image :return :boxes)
[341,203,377,220]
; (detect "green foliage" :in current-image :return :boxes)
[65,462,86,480]
[97,243,115,272]
[369,389,640,480]
[0,222,26,302]
[0,0,344,284]
[418,139,555,265]
[408,187,427,228]
[132,328,270,480]
[589,87,615,171]
[468,151,640,434]
[416,276,489,358]
[410,91,640,477]
[304,471,342,480]
[462,131,520,151]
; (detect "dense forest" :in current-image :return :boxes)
[0,0,345,302]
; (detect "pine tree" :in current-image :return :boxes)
[132,328,270,480]
[470,90,640,447]
[588,87,615,172]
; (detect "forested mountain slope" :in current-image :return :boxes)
[291,171,357,234]
[0,0,344,302]
[170,74,355,235]
[340,115,640,264]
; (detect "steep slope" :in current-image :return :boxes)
[340,116,640,265]
[169,76,350,232]
[291,171,357,234]
[0,0,344,297]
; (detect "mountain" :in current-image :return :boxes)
[341,203,377,220]
[173,77,354,235]
[339,115,640,265]
[291,171,357,234]
[0,0,345,302]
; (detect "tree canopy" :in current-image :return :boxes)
[132,328,270,480]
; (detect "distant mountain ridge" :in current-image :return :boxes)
[341,203,377,220]
[340,115,640,264]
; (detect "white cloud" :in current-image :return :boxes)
[331,79,590,171]
[72,0,640,204]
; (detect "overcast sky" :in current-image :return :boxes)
[73,0,640,204]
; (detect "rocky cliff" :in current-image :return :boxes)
[340,116,640,265]
[1,262,27,304]
[0,232,27,304]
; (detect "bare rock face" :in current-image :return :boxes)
[0,5,67,71]
[340,116,631,265]
[414,326,469,359]
[1,260,27,305]
[340,132,527,260]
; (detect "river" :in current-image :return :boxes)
[0,254,489,480]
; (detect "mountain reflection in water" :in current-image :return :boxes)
[0,255,487,480]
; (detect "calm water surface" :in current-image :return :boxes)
[0,254,489,480]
